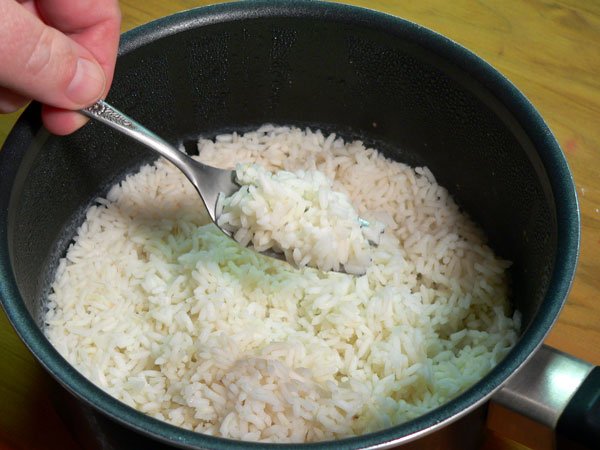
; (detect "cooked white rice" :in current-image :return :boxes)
[217,163,383,275]
[44,125,520,443]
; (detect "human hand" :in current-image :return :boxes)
[0,0,121,135]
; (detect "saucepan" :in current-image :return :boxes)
[0,1,597,449]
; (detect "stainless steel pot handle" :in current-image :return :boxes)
[491,345,600,449]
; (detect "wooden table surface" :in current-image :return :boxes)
[0,1,598,449]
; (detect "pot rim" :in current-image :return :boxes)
[0,1,580,449]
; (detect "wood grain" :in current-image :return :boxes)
[1,1,599,449]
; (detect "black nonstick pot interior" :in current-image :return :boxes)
[0,1,578,449]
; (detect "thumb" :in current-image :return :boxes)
[0,0,106,109]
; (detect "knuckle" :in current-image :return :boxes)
[24,27,75,80]
[24,28,54,77]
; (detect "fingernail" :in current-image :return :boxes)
[66,58,106,106]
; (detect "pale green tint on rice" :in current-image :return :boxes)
[44,125,520,443]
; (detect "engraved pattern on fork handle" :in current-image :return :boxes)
[84,101,133,128]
